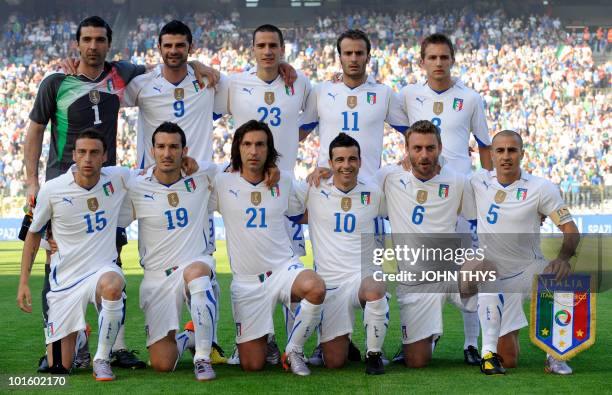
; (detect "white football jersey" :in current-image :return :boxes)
[300,78,409,180]
[30,166,129,291]
[398,79,490,175]
[465,169,573,276]
[378,164,469,233]
[125,65,228,168]
[215,70,312,172]
[213,171,302,275]
[124,162,220,272]
[294,177,384,284]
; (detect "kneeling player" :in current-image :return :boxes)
[378,121,477,368]
[295,133,389,374]
[465,130,580,375]
[213,120,325,376]
[17,130,128,381]
[121,122,222,380]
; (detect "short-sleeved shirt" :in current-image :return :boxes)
[29,61,145,180]
[30,165,130,290]
[299,77,409,180]
[398,79,490,175]
[213,171,302,276]
[464,169,573,276]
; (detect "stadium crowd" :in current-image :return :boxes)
[0,9,610,215]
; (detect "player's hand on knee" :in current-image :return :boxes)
[544,258,571,282]
[59,58,79,75]
[307,167,331,187]
[264,165,281,187]
[181,156,199,175]
[190,61,220,89]
[17,283,32,313]
[279,61,297,86]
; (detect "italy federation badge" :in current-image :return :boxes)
[251,191,262,206]
[174,88,184,101]
[89,90,100,105]
[494,190,507,204]
[433,101,443,115]
[347,95,357,109]
[416,190,428,204]
[341,197,352,212]
[87,197,99,212]
[530,273,596,360]
[167,192,179,207]
[264,92,275,105]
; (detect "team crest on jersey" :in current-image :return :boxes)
[366,92,376,105]
[192,80,204,92]
[270,185,280,197]
[416,190,428,204]
[347,95,357,109]
[516,188,528,201]
[174,88,185,101]
[106,79,114,92]
[103,181,114,197]
[453,98,464,111]
[251,191,262,206]
[87,197,99,212]
[47,322,54,337]
[168,192,179,207]
[495,190,507,204]
[361,191,371,205]
[433,101,444,115]
[285,85,294,96]
[341,197,352,212]
[185,178,196,192]
[438,184,449,198]
[264,91,275,105]
[88,90,100,105]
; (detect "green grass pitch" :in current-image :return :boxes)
[0,240,609,394]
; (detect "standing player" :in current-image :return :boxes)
[300,29,409,181]
[293,133,389,374]
[213,120,325,376]
[464,130,580,375]
[377,120,477,368]
[25,15,146,370]
[17,130,129,381]
[396,33,493,365]
[122,122,221,380]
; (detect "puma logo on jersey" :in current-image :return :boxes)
[144,194,155,200]
[152,86,161,93]
[399,179,408,189]
[327,92,338,101]
[416,96,425,105]
[242,87,254,95]
[62,197,74,205]
[320,190,330,199]
[482,180,489,190]
[229,189,239,198]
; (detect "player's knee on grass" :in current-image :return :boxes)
[238,337,267,372]
[149,333,179,372]
[96,272,124,301]
[292,270,326,304]
[403,338,433,368]
[498,331,520,368]
[322,336,349,369]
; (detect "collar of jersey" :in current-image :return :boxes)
[155,64,195,85]
[341,74,377,91]
[423,77,461,95]
[145,166,186,186]
[66,164,109,187]
[247,68,282,85]
[489,169,530,186]
[76,62,110,82]
[326,176,365,193]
